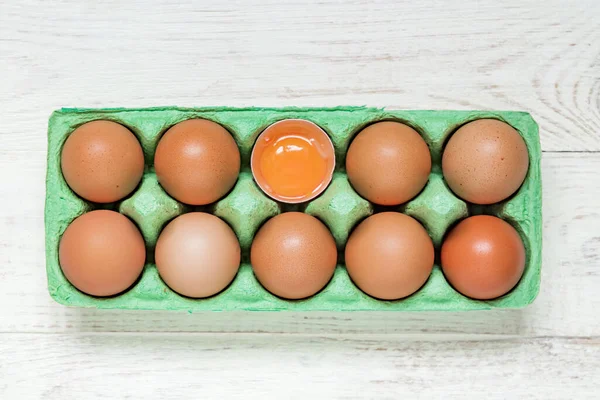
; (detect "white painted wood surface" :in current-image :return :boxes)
[0,0,599,398]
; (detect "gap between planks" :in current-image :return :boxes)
[0,331,598,341]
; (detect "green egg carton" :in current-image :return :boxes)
[45,106,542,311]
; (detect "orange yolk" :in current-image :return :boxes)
[259,135,329,199]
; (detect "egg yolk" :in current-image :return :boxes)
[259,135,329,200]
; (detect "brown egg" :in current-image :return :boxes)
[442,119,529,204]
[154,119,240,205]
[61,120,145,203]
[59,210,146,297]
[155,213,240,298]
[346,121,431,205]
[251,212,337,300]
[345,212,434,300]
[441,215,525,300]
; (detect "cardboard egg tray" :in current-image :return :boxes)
[45,107,542,311]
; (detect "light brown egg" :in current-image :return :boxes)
[345,212,434,300]
[61,120,145,203]
[442,119,529,204]
[250,212,337,300]
[346,121,431,205]
[154,119,240,205]
[155,213,240,298]
[59,210,146,297]
[441,215,525,300]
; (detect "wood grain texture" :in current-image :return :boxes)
[0,334,598,399]
[1,0,599,398]
[0,0,599,152]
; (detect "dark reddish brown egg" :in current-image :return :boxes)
[442,119,529,204]
[250,212,337,300]
[59,210,146,297]
[61,120,145,203]
[441,215,526,300]
[154,119,240,205]
[346,121,431,205]
[345,212,434,300]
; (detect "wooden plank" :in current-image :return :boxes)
[0,333,598,399]
[0,151,597,336]
[2,1,599,397]
[0,0,599,152]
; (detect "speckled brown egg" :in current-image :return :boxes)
[442,119,529,204]
[61,120,145,203]
[346,121,431,205]
[59,210,146,297]
[345,212,434,300]
[155,213,240,298]
[441,215,525,300]
[154,119,240,205]
[250,212,337,300]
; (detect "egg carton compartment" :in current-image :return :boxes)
[45,107,541,311]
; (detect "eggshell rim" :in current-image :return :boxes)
[250,119,336,204]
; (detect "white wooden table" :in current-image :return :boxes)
[1,0,599,398]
